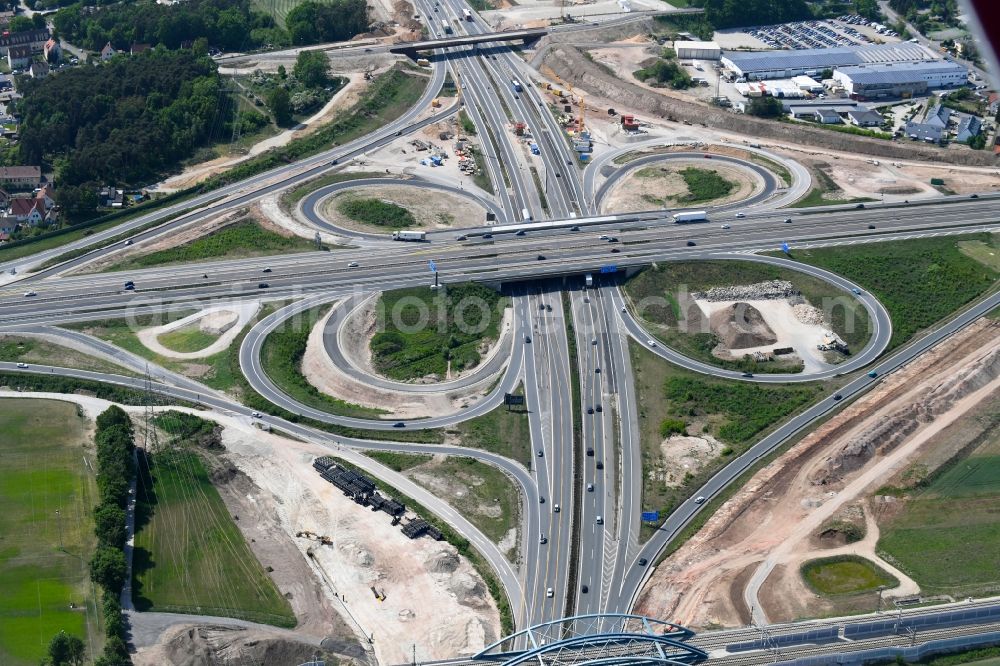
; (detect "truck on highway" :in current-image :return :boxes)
[672,210,708,223]
[392,230,427,241]
[441,20,452,34]
[462,8,472,20]
[585,273,593,288]
[521,208,532,222]
[511,79,523,93]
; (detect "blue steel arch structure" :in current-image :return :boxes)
[472,614,707,666]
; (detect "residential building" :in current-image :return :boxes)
[0,166,40,188]
[904,121,944,143]
[721,42,939,81]
[832,61,968,100]
[43,38,60,62]
[7,45,30,70]
[955,115,982,143]
[0,28,50,56]
[0,215,17,234]
[28,61,49,79]
[99,186,124,208]
[924,104,951,129]
[847,108,884,127]
[814,108,842,124]
[100,42,116,61]
[0,187,9,209]
[35,185,54,210]
[674,40,721,60]
[9,197,45,224]
[130,43,151,55]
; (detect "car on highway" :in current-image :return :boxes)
[537,254,545,261]
[721,224,730,229]
[595,404,602,412]
[637,558,648,566]
[393,421,406,427]
[546,304,551,312]
[594,367,600,373]
[741,372,754,378]
[599,234,609,240]
[539,534,547,544]
[610,247,620,253]
[621,305,627,313]
[537,449,544,457]
[124,239,132,245]
[516,229,526,236]
[686,240,696,246]
[596,460,604,469]
[855,203,865,209]
[539,496,545,503]
[570,225,580,231]
[970,193,979,199]
[525,335,531,343]
[553,504,560,513]
[587,407,594,414]
[851,287,862,295]
[262,267,272,273]
[482,233,493,239]
[695,496,706,504]
[607,237,619,242]
[251,411,262,418]
[586,447,594,456]
[456,235,467,241]
[735,212,745,218]
[591,337,598,345]
[784,218,792,223]
[546,588,554,598]
[647,339,656,347]
[124,281,135,290]
[16,362,28,368]
[596,516,603,524]
[581,585,588,593]
[258,282,269,289]
[348,262,359,267]
[587,483,594,492]
[833,394,843,401]
[868,370,878,378]
[23,291,36,297]
[868,224,876,229]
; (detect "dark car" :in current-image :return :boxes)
[516,229,526,236]
[483,233,493,239]
[456,235,468,241]
[587,407,594,414]
[855,203,865,209]
[262,267,272,273]
[610,247,620,253]
[537,254,546,260]
[595,404,602,412]
[586,447,595,456]
[686,240,696,247]
[970,193,979,199]
[637,558,648,566]
[741,372,753,378]
[595,367,601,374]
[258,282,269,289]
[537,449,544,457]
[525,335,532,343]
[393,421,406,427]
[833,394,843,401]
[581,585,589,593]
[868,224,875,229]
[570,225,580,231]
[596,461,604,470]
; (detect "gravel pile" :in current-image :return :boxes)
[695,280,798,302]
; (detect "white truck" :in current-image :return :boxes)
[392,230,427,241]
[585,273,593,288]
[672,210,708,223]
[521,208,532,222]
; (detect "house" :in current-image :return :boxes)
[0,166,40,188]
[99,186,124,208]
[904,121,944,143]
[9,197,45,225]
[35,185,54,210]
[43,38,60,62]
[0,215,16,234]
[0,28,49,57]
[7,45,30,70]
[814,108,842,124]
[924,103,951,129]
[28,61,48,79]
[847,108,884,127]
[955,115,982,143]
[130,43,151,56]
[0,231,9,243]
[100,42,116,61]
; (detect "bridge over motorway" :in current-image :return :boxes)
[388,28,548,55]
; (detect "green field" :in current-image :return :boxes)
[259,305,386,418]
[157,323,221,354]
[450,386,532,469]
[801,555,899,596]
[132,434,295,626]
[630,341,824,539]
[371,283,507,381]
[622,260,870,371]
[337,197,416,229]
[0,399,99,666]
[104,219,318,272]
[878,423,1000,597]
[775,233,1000,349]
[676,167,735,203]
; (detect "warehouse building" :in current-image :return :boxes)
[832,60,968,99]
[721,42,940,81]
[675,40,721,60]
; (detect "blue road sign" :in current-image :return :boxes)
[600,265,617,274]
[781,242,790,254]
[429,260,438,272]
[641,511,660,522]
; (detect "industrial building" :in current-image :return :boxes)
[675,40,721,60]
[832,60,968,99]
[721,42,940,80]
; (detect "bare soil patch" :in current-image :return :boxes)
[602,160,758,213]
[658,434,726,487]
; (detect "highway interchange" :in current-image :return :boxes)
[1,2,1000,662]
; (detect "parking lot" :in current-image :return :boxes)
[717,15,903,52]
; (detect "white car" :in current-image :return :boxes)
[695,496,706,504]
[546,587,554,598]
[735,212,746,218]
[23,291,36,297]
[596,515,603,524]
[16,362,28,368]
[647,339,657,347]
[348,262,359,268]
[251,411,262,418]
[721,224,730,229]
[599,235,609,240]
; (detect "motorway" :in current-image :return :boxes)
[2,0,1000,656]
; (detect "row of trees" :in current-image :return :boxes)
[267,50,333,125]
[89,406,137,666]
[688,0,812,29]
[51,0,368,52]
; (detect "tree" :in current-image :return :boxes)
[293,50,329,89]
[267,86,293,126]
[47,631,85,666]
[285,0,369,45]
[94,504,127,550]
[747,96,784,118]
[277,64,286,79]
[96,405,132,435]
[90,546,127,592]
[8,15,33,32]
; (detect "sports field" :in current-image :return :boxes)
[0,399,99,666]
[132,439,295,626]
[878,432,1000,597]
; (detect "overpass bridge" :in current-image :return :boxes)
[388,28,548,56]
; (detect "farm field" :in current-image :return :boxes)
[800,555,899,596]
[877,422,1000,598]
[371,283,507,381]
[775,233,1000,349]
[131,416,295,627]
[0,399,99,666]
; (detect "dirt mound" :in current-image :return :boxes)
[810,341,1000,486]
[428,548,460,573]
[696,280,797,302]
[709,302,778,350]
[161,626,333,666]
